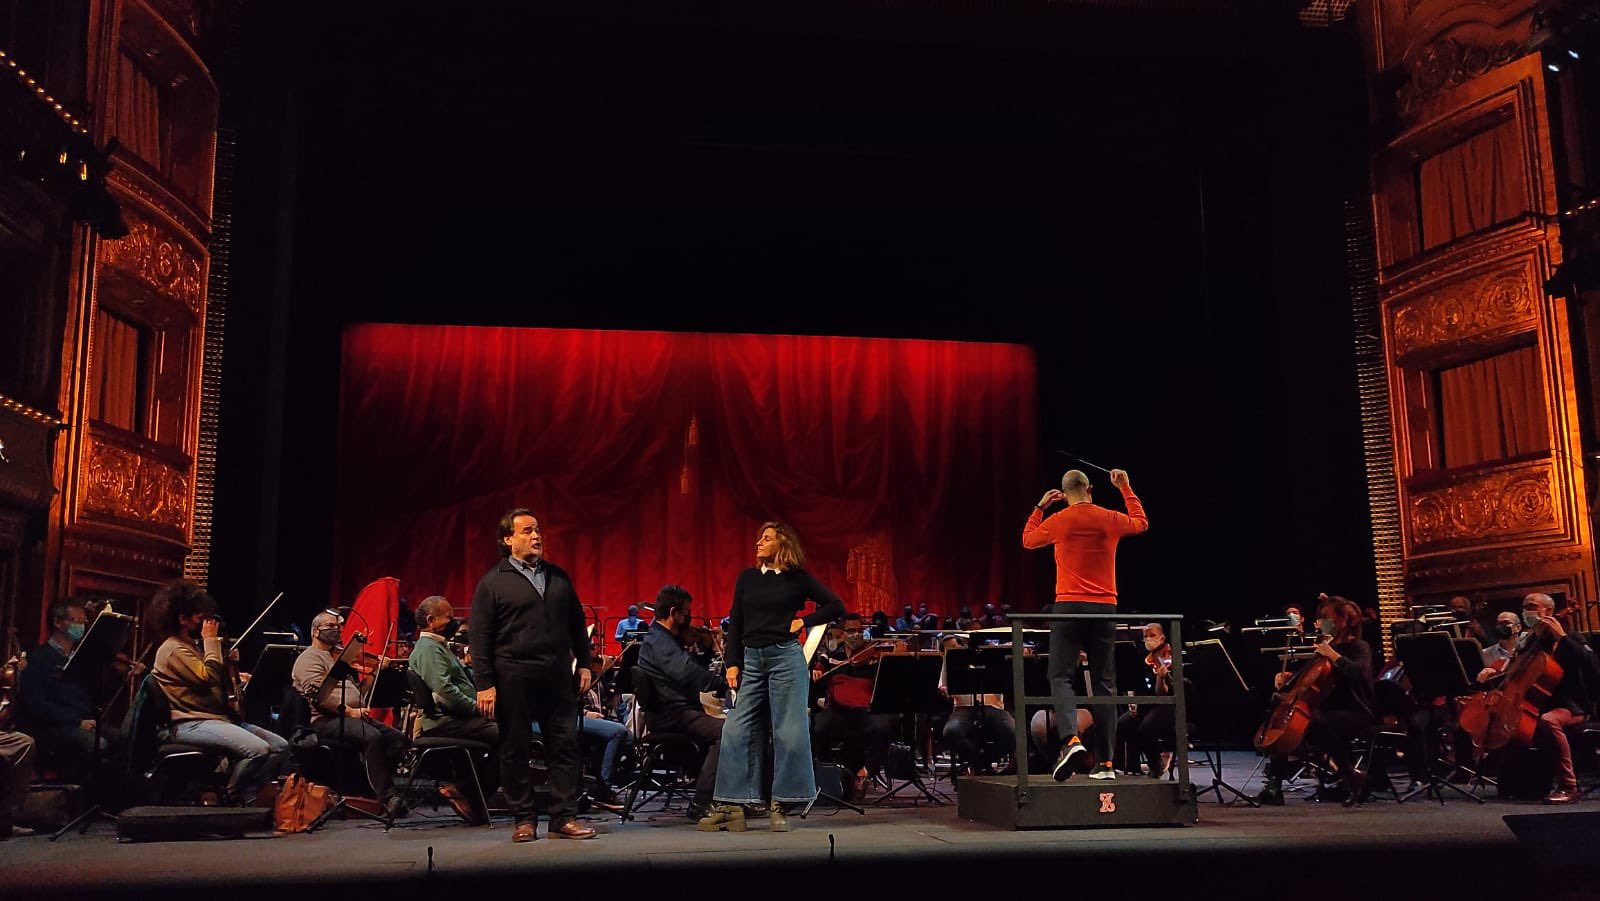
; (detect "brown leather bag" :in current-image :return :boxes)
[273,774,333,833]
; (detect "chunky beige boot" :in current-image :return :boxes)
[696,803,747,832]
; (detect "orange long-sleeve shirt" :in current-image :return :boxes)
[1022,487,1148,604]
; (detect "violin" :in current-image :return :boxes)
[1253,634,1338,755]
[1145,644,1173,696]
[202,615,247,721]
[1458,617,1566,751]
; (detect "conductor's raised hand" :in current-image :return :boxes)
[1109,469,1131,490]
[476,686,496,719]
[1037,489,1065,509]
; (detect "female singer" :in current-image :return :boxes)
[699,522,845,832]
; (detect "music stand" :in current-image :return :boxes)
[869,654,949,806]
[1182,639,1258,807]
[243,644,300,730]
[1393,632,1484,805]
[307,638,387,829]
[49,610,135,839]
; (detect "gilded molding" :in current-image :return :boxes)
[1390,263,1537,358]
[97,209,205,311]
[82,438,190,532]
[1409,464,1557,550]
[1397,38,1521,116]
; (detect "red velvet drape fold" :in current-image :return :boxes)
[335,325,1038,626]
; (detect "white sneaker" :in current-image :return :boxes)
[1053,740,1087,782]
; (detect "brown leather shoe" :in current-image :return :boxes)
[1546,787,1579,805]
[440,785,484,824]
[551,820,597,840]
[512,822,538,842]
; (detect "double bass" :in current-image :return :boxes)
[1457,621,1564,751]
[1253,637,1337,755]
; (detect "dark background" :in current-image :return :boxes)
[210,1,1377,631]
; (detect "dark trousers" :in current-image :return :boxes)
[1403,703,1451,780]
[649,706,725,808]
[0,731,34,836]
[1269,708,1373,786]
[943,705,1015,770]
[812,705,897,778]
[1048,601,1117,762]
[419,716,501,796]
[496,664,580,825]
[312,715,406,802]
[1116,705,1174,775]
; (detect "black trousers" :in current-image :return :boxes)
[1048,601,1117,762]
[812,705,897,778]
[496,664,580,825]
[943,705,1015,769]
[648,706,724,809]
[0,731,34,835]
[419,716,501,796]
[1116,705,1174,775]
[311,715,406,802]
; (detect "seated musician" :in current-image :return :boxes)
[0,728,31,840]
[292,610,407,817]
[150,581,289,805]
[1115,622,1175,777]
[16,598,108,778]
[1449,595,1491,646]
[1479,610,1521,675]
[939,636,1015,777]
[894,605,917,633]
[1481,593,1600,804]
[532,666,632,811]
[916,604,939,631]
[615,606,645,644]
[408,596,499,823]
[811,613,897,799]
[636,585,726,822]
[1255,595,1375,806]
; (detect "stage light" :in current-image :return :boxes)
[1548,61,1564,72]
[1571,48,1582,59]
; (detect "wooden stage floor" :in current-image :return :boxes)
[2,753,1596,901]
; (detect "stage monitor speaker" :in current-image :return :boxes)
[115,805,272,842]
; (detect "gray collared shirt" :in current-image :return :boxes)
[513,557,547,595]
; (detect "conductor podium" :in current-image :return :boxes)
[954,611,1198,829]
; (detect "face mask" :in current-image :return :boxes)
[438,619,461,641]
[1523,611,1542,629]
[1317,619,1336,636]
[64,622,85,642]
[1285,613,1301,627]
[825,638,841,653]
[1496,623,1517,639]
[317,627,343,645]
[1144,637,1162,652]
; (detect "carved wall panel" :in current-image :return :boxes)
[1407,460,1560,553]
[1368,0,1535,77]
[80,433,190,535]
[1389,256,1538,362]
[96,208,205,313]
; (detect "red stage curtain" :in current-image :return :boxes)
[335,326,1038,631]
[1437,344,1548,468]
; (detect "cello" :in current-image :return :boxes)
[1457,620,1564,751]
[1253,636,1337,755]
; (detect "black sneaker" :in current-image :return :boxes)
[1053,738,1087,782]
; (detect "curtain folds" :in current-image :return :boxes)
[1418,120,1528,251]
[1438,344,1548,468]
[334,325,1038,623]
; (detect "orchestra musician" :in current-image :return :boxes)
[615,605,645,644]
[15,598,111,779]
[1025,467,1149,782]
[1479,610,1521,673]
[407,596,498,824]
[1475,593,1600,804]
[811,612,897,799]
[701,522,845,833]
[1449,595,1491,646]
[292,610,408,818]
[1115,622,1175,777]
[469,508,598,843]
[1255,595,1375,806]
[151,580,289,805]
[637,585,727,825]
[940,634,1016,778]
[895,606,917,633]
[0,728,30,840]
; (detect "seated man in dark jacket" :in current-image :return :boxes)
[636,585,725,822]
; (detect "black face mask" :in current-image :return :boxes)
[1496,624,1517,640]
[439,619,461,641]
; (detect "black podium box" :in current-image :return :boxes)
[957,774,1197,829]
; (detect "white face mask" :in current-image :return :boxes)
[1143,637,1162,652]
[1286,612,1301,627]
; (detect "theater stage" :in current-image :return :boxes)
[2,754,1593,901]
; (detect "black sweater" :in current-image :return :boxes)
[468,557,590,690]
[726,567,846,665]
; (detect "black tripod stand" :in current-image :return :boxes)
[307,639,388,830]
[1394,632,1485,805]
[1184,639,1258,806]
[50,609,135,840]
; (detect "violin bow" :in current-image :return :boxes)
[228,591,286,655]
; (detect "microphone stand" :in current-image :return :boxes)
[308,636,386,831]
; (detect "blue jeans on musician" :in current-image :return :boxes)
[171,718,289,802]
[714,641,817,806]
[531,714,632,785]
